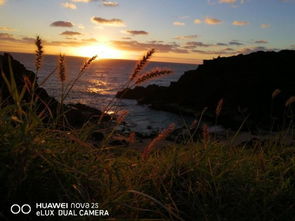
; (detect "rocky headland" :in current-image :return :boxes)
[117,50,295,130]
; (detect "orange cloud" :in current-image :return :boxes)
[194,19,202,24]
[102,1,119,7]
[204,17,222,25]
[173,21,185,26]
[91,17,125,27]
[71,0,94,2]
[261,24,271,28]
[232,20,249,26]
[61,2,77,9]
[60,31,82,36]
[219,0,236,3]
[0,26,14,31]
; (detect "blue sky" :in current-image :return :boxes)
[0,0,295,63]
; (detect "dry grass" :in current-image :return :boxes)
[135,68,172,85]
[131,48,155,81]
[35,35,43,73]
[142,123,175,160]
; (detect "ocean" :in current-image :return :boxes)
[8,52,197,133]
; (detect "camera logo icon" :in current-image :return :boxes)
[10,204,31,215]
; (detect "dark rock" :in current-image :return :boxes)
[116,50,295,130]
[109,139,128,146]
[91,131,104,142]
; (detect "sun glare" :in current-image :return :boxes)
[75,44,123,59]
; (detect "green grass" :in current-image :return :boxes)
[1,107,295,220]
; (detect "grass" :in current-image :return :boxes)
[1,118,295,220]
[0,36,295,220]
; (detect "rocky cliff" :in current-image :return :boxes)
[117,50,295,130]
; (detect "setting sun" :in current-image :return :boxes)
[74,44,124,59]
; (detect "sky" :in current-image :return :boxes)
[0,0,295,64]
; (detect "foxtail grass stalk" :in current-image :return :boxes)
[62,55,97,101]
[130,49,155,81]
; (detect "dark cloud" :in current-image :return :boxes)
[184,41,212,49]
[0,33,92,47]
[21,37,35,43]
[216,42,228,46]
[237,46,267,54]
[0,33,43,44]
[60,31,82,36]
[224,47,234,51]
[91,17,124,26]
[174,35,198,40]
[191,49,234,55]
[229,40,243,46]
[111,40,188,53]
[125,30,149,35]
[50,21,74,27]
[255,40,268,44]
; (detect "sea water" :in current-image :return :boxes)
[8,52,197,133]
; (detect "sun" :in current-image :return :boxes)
[74,44,123,59]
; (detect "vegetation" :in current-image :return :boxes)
[0,37,295,221]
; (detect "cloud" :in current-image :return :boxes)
[124,30,149,35]
[0,33,39,44]
[82,38,97,42]
[194,19,202,24]
[204,17,222,25]
[0,0,5,6]
[216,42,228,46]
[50,21,74,27]
[173,21,185,26]
[184,41,212,49]
[237,46,267,54]
[21,37,35,43]
[191,49,234,55]
[229,40,243,46]
[255,40,268,44]
[91,17,125,27]
[219,0,236,3]
[232,20,249,26]
[60,31,82,36]
[78,24,85,29]
[111,40,188,53]
[102,1,119,7]
[260,24,271,29]
[175,35,198,40]
[71,0,95,2]
[48,40,83,46]
[0,26,14,31]
[61,2,77,9]
[0,33,15,41]
[0,33,94,48]
[218,0,246,4]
